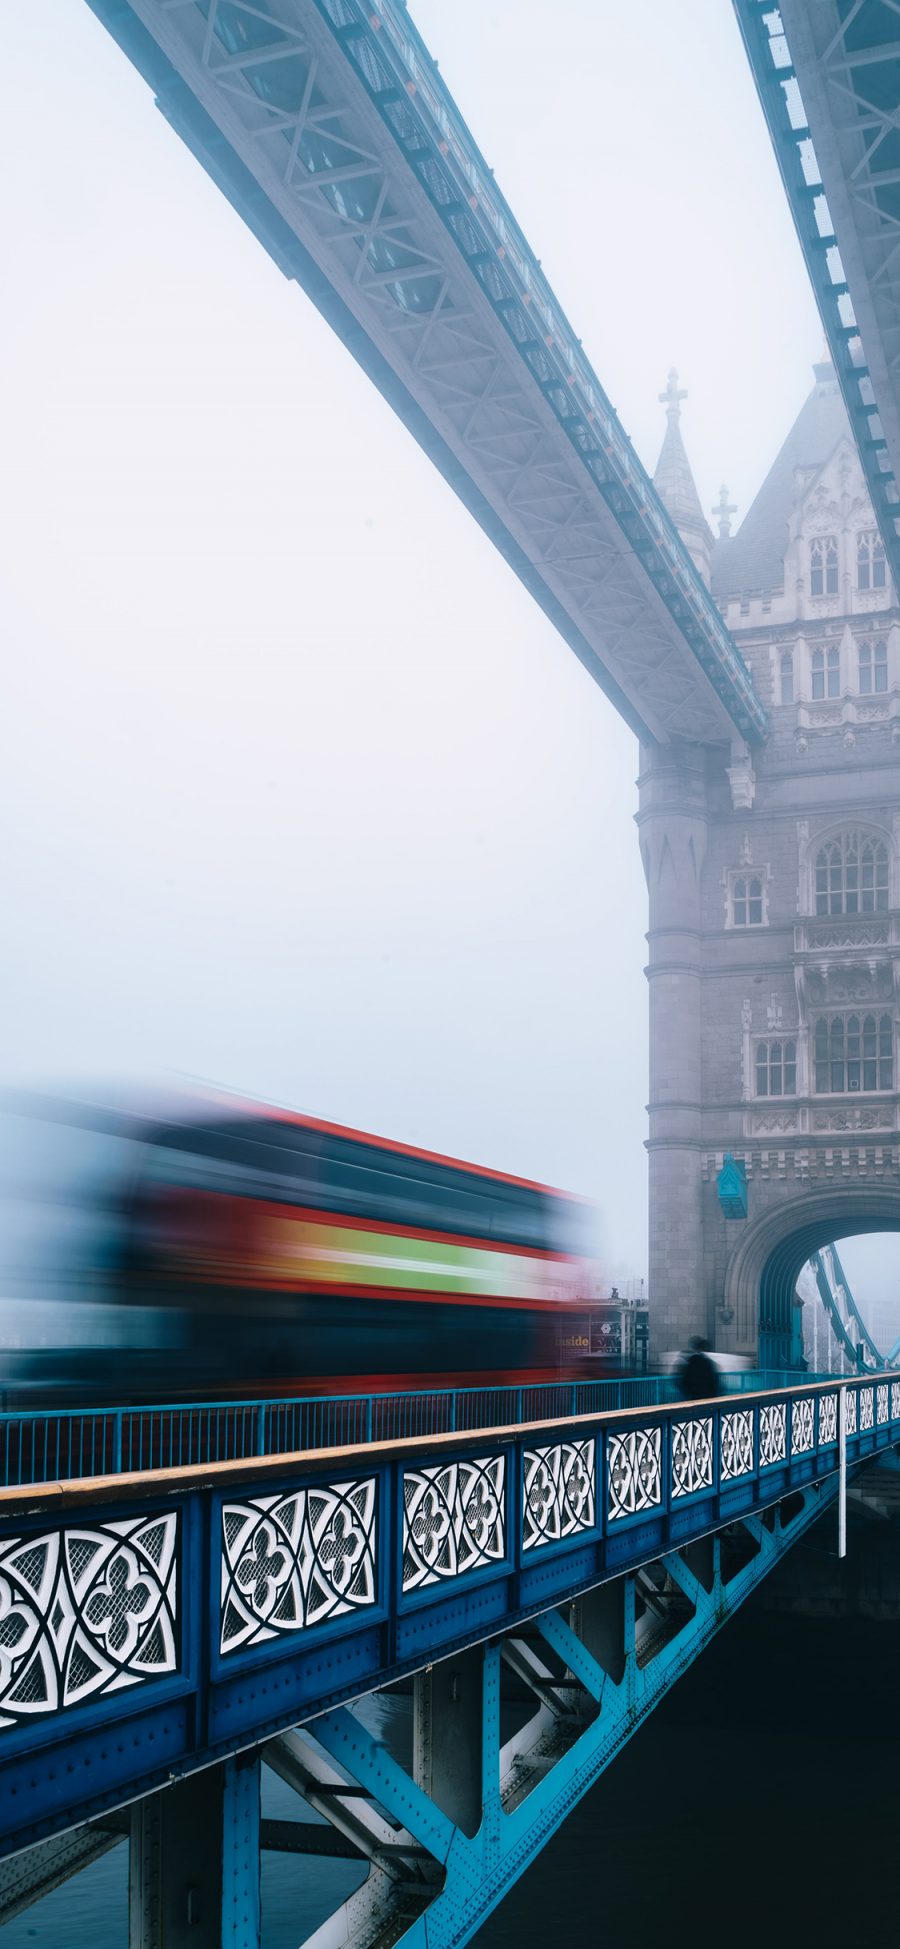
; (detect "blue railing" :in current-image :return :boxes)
[0,1370,837,1486]
[0,1371,891,1859]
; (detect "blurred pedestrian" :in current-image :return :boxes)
[675,1335,720,1400]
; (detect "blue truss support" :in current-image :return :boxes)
[309,1478,840,1949]
[828,1243,884,1369]
[221,1753,261,1949]
[1,1376,894,1863]
[812,1250,866,1368]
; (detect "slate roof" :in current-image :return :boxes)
[711,361,849,600]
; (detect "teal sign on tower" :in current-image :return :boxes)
[717,1154,748,1221]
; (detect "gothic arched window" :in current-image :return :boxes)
[814,833,889,916]
[811,644,840,699]
[814,1014,893,1093]
[858,636,888,694]
[732,876,763,927]
[810,537,839,597]
[857,532,886,591]
[755,1040,797,1098]
[780,652,794,704]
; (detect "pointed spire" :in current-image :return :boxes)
[653,369,714,586]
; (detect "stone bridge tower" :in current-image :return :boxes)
[641,360,900,1365]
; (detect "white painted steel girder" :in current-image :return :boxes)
[86,0,765,747]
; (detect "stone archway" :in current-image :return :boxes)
[723,1184,900,1367]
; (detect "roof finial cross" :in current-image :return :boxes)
[713,483,737,540]
[659,367,686,423]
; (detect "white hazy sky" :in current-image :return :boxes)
[0,2,896,1323]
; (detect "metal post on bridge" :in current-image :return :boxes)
[128,1753,260,1948]
[838,1384,848,1560]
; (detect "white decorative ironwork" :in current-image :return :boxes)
[818,1393,838,1446]
[671,1417,714,1499]
[877,1383,889,1425]
[220,1479,377,1654]
[522,1440,595,1552]
[845,1389,857,1436]
[721,1409,754,1480]
[607,1427,662,1522]
[892,1382,900,1421]
[759,1403,787,1468]
[402,1456,505,1593]
[860,1387,875,1431]
[791,1397,815,1456]
[0,1515,177,1728]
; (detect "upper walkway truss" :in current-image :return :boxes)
[86,0,766,748]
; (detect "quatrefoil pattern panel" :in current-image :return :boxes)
[720,1409,754,1480]
[607,1427,662,1522]
[892,1383,900,1421]
[671,1417,714,1499]
[818,1393,837,1446]
[877,1383,889,1425]
[791,1397,814,1456]
[220,1479,377,1654]
[759,1403,787,1469]
[0,1514,177,1728]
[522,1439,595,1552]
[845,1390,857,1436]
[402,1456,505,1592]
[860,1388,875,1432]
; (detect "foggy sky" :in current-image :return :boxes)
[0,2,895,1326]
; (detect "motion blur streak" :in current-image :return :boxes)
[0,1089,608,1405]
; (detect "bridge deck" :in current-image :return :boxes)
[0,1373,889,1861]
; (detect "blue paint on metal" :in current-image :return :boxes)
[309,1479,838,1949]
[733,0,900,591]
[0,1377,886,1864]
[0,1371,829,1487]
[221,1752,261,1949]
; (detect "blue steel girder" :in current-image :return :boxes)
[0,1375,892,1864]
[299,1485,834,1949]
[83,0,766,749]
[734,0,900,596]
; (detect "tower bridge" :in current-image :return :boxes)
[80,0,900,1366]
[6,2,900,1937]
[0,1373,892,1946]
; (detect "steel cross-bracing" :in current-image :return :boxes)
[0,1376,894,1947]
[735,0,900,594]
[810,1242,892,1371]
[84,0,765,749]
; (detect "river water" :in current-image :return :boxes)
[4,1594,897,1947]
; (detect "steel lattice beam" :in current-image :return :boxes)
[83,0,766,747]
[735,0,900,596]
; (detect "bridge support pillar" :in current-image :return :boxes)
[129,1754,260,1949]
[638,742,711,1361]
[414,1643,485,1837]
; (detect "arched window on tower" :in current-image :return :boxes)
[814,833,889,915]
[814,1014,893,1093]
[780,652,794,704]
[810,536,839,597]
[755,1040,797,1097]
[857,532,886,591]
[811,645,840,699]
[732,876,764,926]
[858,636,888,694]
